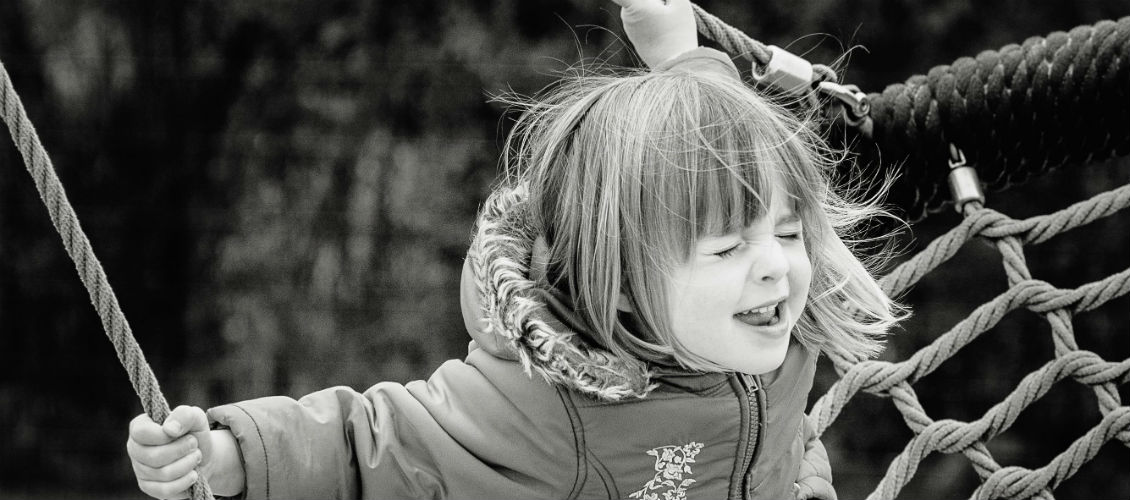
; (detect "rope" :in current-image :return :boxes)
[810,183,1130,499]
[850,16,1130,221]
[691,3,839,85]
[696,7,1130,222]
[0,63,214,499]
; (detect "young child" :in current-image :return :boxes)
[126,1,901,498]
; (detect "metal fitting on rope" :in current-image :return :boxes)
[751,45,814,95]
[947,144,985,213]
[817,81,871,126]
[749,46,872,129]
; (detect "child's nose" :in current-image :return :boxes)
[751,240,789,283]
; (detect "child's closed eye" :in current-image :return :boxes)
[712,243,743,259]
[775,219,803,241]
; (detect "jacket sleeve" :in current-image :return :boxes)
[207,350,578,499]
[653,46,741,80]
[794,414,837,500]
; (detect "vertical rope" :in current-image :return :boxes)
[0,62,214,499]
[690,3,772,66]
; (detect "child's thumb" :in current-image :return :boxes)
[162,405,209,438]
[162,405,214,464]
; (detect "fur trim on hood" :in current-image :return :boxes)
[462,186,656,401]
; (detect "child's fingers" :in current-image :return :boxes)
[136,470,198,500]
[610,0,670,9]
[128,433,199,469]
[619,0,689,16]
[161,406,216,472]
[130,413,174,446]
[132,448,203,483]
[161,405,209,439]
[616,0,697,67]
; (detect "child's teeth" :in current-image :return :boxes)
[736,303,779,327]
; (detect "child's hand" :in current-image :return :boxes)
[127,405,210,498]
[610,0,698,67]
[127,405,244,499]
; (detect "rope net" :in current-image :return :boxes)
[811,187,1130,500]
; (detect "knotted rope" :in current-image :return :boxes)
[694,9,1130,500]
[0,62,214,499]
[808,185,1130,499]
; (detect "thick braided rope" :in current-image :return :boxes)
[856,17,1130,221]
[0,63,214,499]
[810,182,1130,499]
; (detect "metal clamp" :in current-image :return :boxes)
[947,144,985,213]
[749,46,873,129]
[816,81,871,125]
[750,46,814,96]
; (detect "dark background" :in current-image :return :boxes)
[0,1,1126,498]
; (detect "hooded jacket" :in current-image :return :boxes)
[207,48,836,500]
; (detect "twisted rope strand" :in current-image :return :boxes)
[878,209,1007,296]
[811,271,1127,427]
[973,408,1130,500]
[865,354,1128,499]
[0,62,214,500]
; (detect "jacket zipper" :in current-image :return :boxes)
[743,374,766,498]
[731,374,765,499]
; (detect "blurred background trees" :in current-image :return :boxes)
[0,0,1125,498]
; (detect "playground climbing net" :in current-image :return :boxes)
[810,186,1130,500]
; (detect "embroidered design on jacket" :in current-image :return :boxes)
[628,441,704,500]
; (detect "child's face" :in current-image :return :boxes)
[666,183,811,375]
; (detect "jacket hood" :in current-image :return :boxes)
[461,186,657,401]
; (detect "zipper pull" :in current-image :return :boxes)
[748,374,761,392]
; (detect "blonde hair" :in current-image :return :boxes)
[496,66,903,371]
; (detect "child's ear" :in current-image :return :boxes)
[616,292,634,313]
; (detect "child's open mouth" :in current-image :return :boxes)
[734,303,781,327]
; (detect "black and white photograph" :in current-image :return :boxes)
[0,1,1126,498]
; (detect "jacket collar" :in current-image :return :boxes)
[464,185,734,401]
